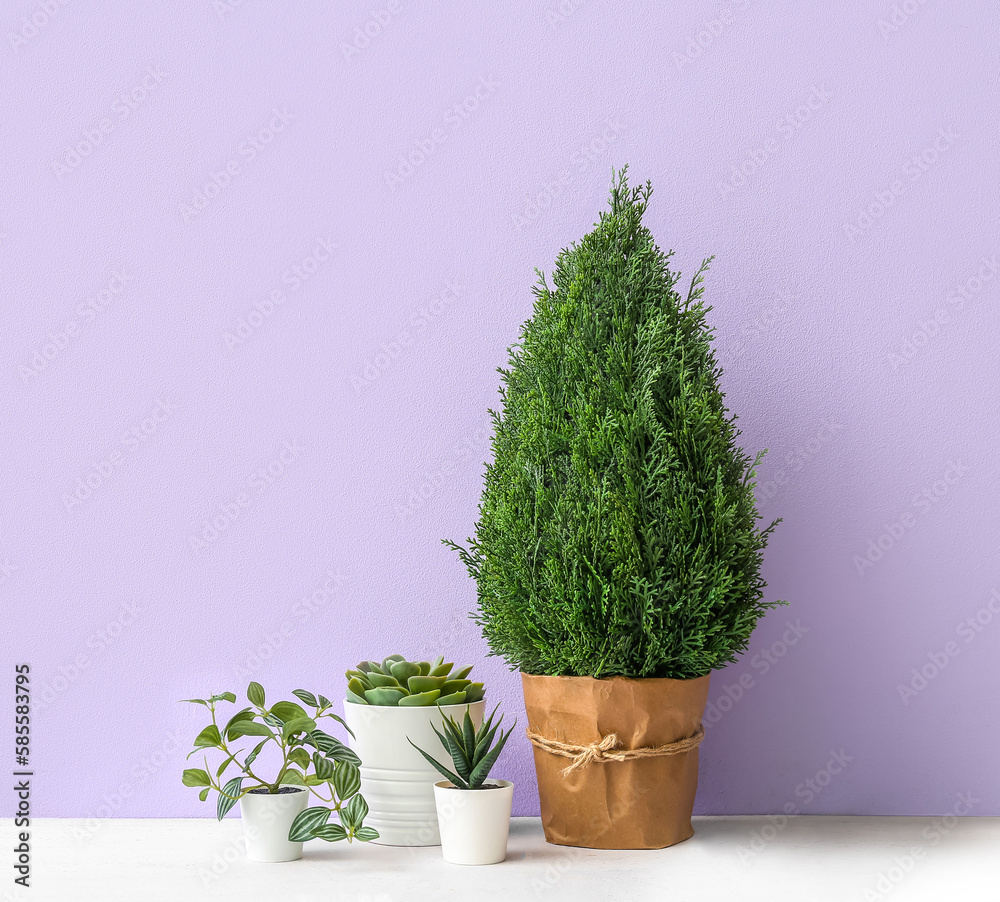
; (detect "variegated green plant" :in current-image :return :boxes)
[408,705,514,790]
[180,683,378,845]
[345,654,486,706]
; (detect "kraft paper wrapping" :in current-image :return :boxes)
[521,672,710,850]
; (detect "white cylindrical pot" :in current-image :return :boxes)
[239,787,309,862]
[343,700,486,846]
[434,780,514,865]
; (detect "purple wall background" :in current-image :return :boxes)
[3,1,998,820]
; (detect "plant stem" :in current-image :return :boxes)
[210,702,270,789]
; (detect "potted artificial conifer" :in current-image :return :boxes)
[447,170,782,850]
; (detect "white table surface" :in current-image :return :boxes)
[4,815,998,901]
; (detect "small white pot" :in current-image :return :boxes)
[238,787,309,862]
[433,780,514,865]
[344,700,486,845]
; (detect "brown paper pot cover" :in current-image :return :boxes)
[521,671,711,850]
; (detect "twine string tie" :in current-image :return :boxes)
[526,726,705,776]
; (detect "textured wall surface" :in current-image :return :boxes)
[3,1,998,820]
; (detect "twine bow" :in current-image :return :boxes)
[526,726,705,776]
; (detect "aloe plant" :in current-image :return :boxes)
[408,705,514,790]
[345,654,485,707]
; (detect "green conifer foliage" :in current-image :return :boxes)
[447,170,782,679]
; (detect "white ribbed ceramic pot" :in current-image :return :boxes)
[434,780,514,865]
[239,787,309,862]
[343,700,486,845]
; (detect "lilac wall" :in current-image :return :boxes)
[3,1,997,820]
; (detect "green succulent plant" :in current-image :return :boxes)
[408,705,514,790]
[345,654,485,707]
